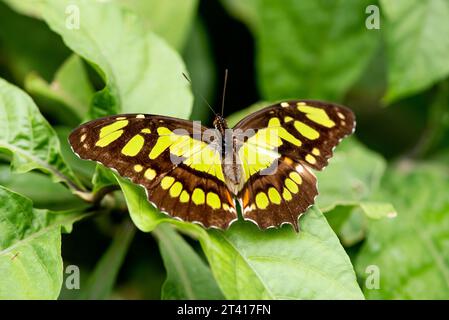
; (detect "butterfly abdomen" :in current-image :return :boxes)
[217,132,240,195]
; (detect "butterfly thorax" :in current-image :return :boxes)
[213,115,228,136]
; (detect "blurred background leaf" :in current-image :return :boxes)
[0,1,69,83]
[155,224,224,300]
[25,54,94,125]
[381,0,449,103]
[79,219,136,299]
[356,163,449,299]
[249,0,380,101]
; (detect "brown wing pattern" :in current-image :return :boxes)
[238,156,317,231]
[234,100,355,230]
[69,114,236,229]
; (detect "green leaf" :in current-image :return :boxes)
[0,185,88,299]
[326,203,396,247]
[381,0,449,103]
[55,126,96,185]
[355,164,449,299]
[118,0,198,51]
[40,0,193,119]
[80,220,135,299]
[316,138,387,212]
[25,54,94,124]
[253,0,380,101]
[0,165,84,210]
[204,209,363,299]
[117,178,363,299]
[0,78,83,192]
[116,177,169,232]
[316,138,394,245]
[92,165,119,195]
[325,205,363,247]
[154,224,224,300]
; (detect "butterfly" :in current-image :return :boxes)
[69,100,355,231]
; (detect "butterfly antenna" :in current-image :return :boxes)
[182,72,217,116]
[221,69,228,116]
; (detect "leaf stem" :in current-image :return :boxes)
[74,185,120,206]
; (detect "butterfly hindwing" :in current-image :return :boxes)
[148,165,236,228]
[238,156,317,231]
[69,114,237,229]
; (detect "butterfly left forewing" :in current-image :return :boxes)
[69,114,237,229]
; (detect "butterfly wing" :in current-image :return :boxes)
[69,114,237,229]
[233,100,355,230]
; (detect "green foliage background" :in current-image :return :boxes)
[0,0,448,300]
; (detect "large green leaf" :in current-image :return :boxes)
[0,78,83,192]
[204,208,363,299]
[155,224,224,300]
[381,0,449,103]
[252,0,380,101]
[55,126,96,186]
[40,0,193,119]
[92,165,119,195]
[356,164,449,299]
[117,0,198,51]
[0,186,88,299]
[117,178,363,299]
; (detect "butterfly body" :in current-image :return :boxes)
[211,115,242,193]
[69,100,355,231]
